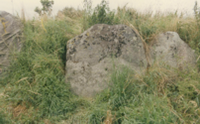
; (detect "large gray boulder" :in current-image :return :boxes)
[150,31,196,68]
[0,11,22,75]
[66,24,147,97]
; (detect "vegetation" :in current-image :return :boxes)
[0,0,200,123]
[83,0,119,30]
[35,0,54,16]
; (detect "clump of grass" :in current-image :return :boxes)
[76,66,167,123]
[0,111,11,124]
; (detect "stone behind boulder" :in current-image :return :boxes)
[66,24,147,97]
[0,11,22,75]
[150,31,196,68]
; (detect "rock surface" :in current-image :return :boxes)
[66,24,147,97]
[0,11,22,75]
[150,31,196,68]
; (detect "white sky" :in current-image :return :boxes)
[0,0,200,19]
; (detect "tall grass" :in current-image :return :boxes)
[0,0,200,123]
[0,17,81,123]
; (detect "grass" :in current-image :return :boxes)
[0,0,200,123]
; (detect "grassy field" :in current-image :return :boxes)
[1,0,200,123]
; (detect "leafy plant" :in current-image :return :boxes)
[35,0,54,16]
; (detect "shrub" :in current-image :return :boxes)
[35,0,54,16]
[83,0,119,30]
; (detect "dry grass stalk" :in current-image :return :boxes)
[125,21,151,73]
[13,104,27,118]
[103,110,113,124]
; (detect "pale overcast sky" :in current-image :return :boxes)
[0,0,199,18]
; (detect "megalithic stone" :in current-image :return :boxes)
[66,24,147,97]
[150,31,196,69]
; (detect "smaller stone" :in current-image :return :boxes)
[150,31,196,68]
